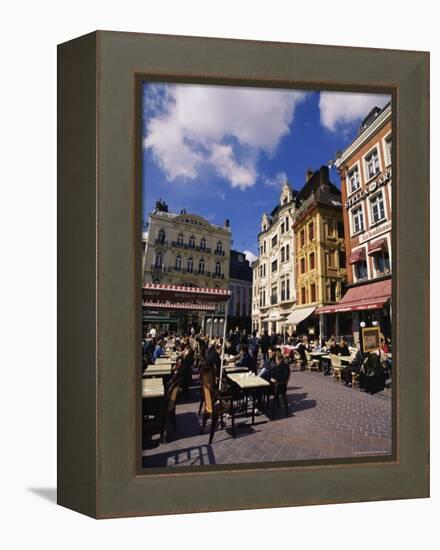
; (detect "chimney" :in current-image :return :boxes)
[224,219,230,228]
[306,168,314,182]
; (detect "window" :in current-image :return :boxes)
[329,281,337,302]
[198,258,205,274]
[215,261,221,276]
[285,216,289,231]
[175,255,182,271]
[348,165,360,193]
[285,244,290,261]
[385,135,392,166]
[310,283,316,303]
[308,221,315,241]
[286,278,290,300]
[263,240,266,254]
[271,234,278,248]
[300,257,305,274]
[187,257,193,273]
[271,259,278,273]
[200,237,206,250]
[338,250,346,268]
[154,252,163,269]
[157,229,166,244]
[301,287,306,304]
[326,218,334,236]
[281,247,285,263]
[177,233,183,246]
[189,235,195,248]
[365,148,380,179]
[271,287,277,305]
[352,206,364,234]
[370,192,385,224]
[280,221,285,234]
[337,221,344,238]
[300,229,305,247]
[374,251,390,274]
[281,279,286,301]
[260,243,263,255]
[216,241,223,253]
[260,290,266,307]
[327,251,335,268]
[309,252,315,270]
[354,261,368,281]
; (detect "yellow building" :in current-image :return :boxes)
[291,167,346,337]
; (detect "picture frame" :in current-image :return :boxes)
[361,326,381,353]
[57,30,429,518]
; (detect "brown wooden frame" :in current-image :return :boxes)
[58,31,429,518]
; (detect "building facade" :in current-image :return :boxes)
[316,103,392,342]
[252,182,297,335]
[228,250,252,332]
[293,166,346,338]
[142,199,231,334]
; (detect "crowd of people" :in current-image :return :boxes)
[142,325,391,398]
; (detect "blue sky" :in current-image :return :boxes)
[142,83,390,261]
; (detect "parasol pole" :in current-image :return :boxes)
[218,301,229,388]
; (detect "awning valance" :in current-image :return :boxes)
[368,238,388,255]
[142,301,216,311]
[142,283,231,303]
[348,248,366,264]
[315,279,391,315]
[284,306,316,325]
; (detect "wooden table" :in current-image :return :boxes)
[309,351,327,358]
[155,357,174,365]
[227,373,270,425]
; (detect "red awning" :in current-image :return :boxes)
[315,279,391,314]
[348,248,366,264]
[142,283,231,303]
[368,238,388,255]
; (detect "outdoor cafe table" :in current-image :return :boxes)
[227,373,270,425]
[155,357,175,365]
[142,378,165,398]
[224,365,249,374]
[143,364,173,378]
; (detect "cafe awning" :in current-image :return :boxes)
[284,306,316,325]
[315,279,391,314]
[348,248,366,264]
[142,283,231,303]
[368,238,388,255]
[142,301,216,311]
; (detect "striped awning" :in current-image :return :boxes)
[142,283,231,303]
[142,301,216,311]
[348,248,366,264]
[368,238,388,255]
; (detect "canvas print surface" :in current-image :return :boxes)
[140,82,393,468]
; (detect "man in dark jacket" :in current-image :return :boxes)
[236,345,254,372]
[205,342,221,378]
[260,330,270,363]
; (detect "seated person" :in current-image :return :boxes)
[342,341,363,385]
[294,336,309,369]
[338,336,351,356]
[153,339,165,361]
[270,351,290,385]
[236,345,255,373]
[258,346,276,381]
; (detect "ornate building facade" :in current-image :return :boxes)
[316,103,392,342]
[142,200,231,333]
[251,182,297,335]
[228,250,252,332]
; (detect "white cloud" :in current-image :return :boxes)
[263,171,288,188]
[319,92,390,132]
[244,250,258,264]
[143,84,307,189]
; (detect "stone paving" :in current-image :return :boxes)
[142,368,392,468]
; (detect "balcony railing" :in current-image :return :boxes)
[214,249,225,256]
[154,238,168,246]
[212,273,225,279]
[170,241,212,253]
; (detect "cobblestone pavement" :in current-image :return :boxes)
[142,369,392,468]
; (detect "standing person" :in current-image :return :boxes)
[260,329,270,364]
[153,339,164,361]
[248,330,259,360]
[269,331,278,348]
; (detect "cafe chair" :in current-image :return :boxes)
[199,368,236,445]
[330,355,343,382]
[159,381,181,443]
[305,350,320,373]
